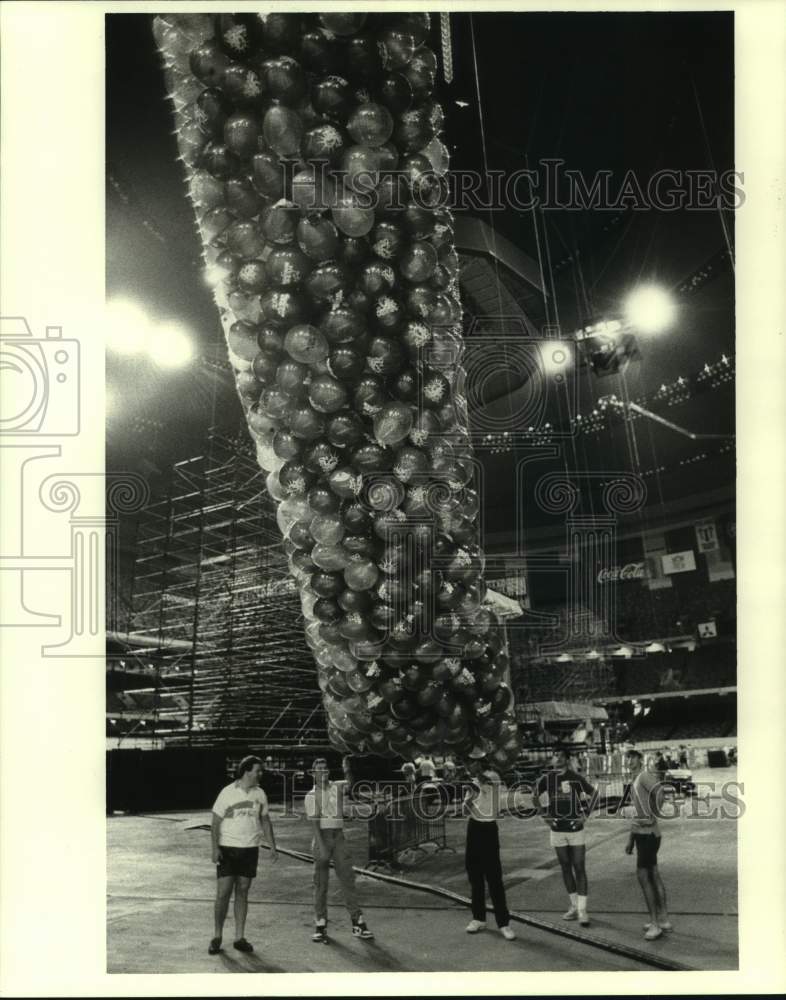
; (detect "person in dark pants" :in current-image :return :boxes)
[463,769,516,940]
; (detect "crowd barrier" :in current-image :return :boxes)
[366,785,455,872]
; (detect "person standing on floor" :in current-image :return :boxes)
[533,747,596,927]
[463,769,516,940]
[624,748,671,940]
[209,755,278,956]
[304,757,374,944]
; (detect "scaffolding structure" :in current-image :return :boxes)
[115,429,327,750]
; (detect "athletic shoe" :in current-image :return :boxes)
[233,938,253,953]
[312,924,328,944]
[644,925,664,941]
[562,907,578,921]
[466,919,486,933]
[500,925,516,941]
[208,937,222,955]
[578,912,590,927]
[352,918,374,940]
[644,920,672,931]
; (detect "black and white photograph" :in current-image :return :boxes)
[1,2,785,996]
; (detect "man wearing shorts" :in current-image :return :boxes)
[625,748,671,940]
[209,755,278,955]
[304,757,373,944]
[533,748,596,926]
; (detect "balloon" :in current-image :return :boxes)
[261,56,306,105]
[297,216,341,261]
[189,41,231,87]
[374,402,413,446]
[379,73,413,114]
[304,122,346,163]
[321,304,364,344]
[195,87,229,138]
[325,412,365,450]
[223,111,261,157]
[312,543,350,571]
[252,350,278,385]
[340,146,380,192]
[399,242,438,283]
[311,513,345,545]
[288,405,325,440]
[328,466,362,499]
[311,75,353,121]
[200,142,240,180]
[238,260,266,294]
[225,178,261,219]
[259,12,302,53]
[327,345,364,381]
[252,153,286,199]
[343,556,379,591]
[308,484,341,514]
[331,189,375,237]
[301,30,344,74]
[367,335,404,374]
[263,105,304,158]
[305,262,351,304]
[308,374,348,413]
[268,249,313,289]
[261,202,297,246]
[303,441,340,475]
[319,13,367,35]
[347,103,394,147]
[292,166,336,213]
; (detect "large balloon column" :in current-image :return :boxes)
[153,12,520,768]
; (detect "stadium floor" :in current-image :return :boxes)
[107,768,738,975]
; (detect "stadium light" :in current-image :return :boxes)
[147,321,195,369]
[624,285,676,334]
[106,299,152,355]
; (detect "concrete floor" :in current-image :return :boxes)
[107,768,738,974]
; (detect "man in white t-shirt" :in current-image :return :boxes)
[624,749,671,940]
[416,755,437,782]
[303,757,373,943]
[209,755,278,956]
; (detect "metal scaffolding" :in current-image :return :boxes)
[115,429,326,749]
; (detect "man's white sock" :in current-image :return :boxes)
[577,894,588,914]
[569,892,578,909]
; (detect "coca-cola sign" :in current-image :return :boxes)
[597,562,647,584]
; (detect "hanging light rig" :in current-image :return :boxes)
[152,13,521,769]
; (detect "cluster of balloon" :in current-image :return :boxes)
[153,11,520,770]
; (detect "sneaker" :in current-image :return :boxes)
[208,937,222,955]
[562,906,578,921]
[578,912,590,927]
[644,925,664,941]
[312,924,328,944]
[233,938,253,953]
[352,917,374,940]
[500,925,516,941]
[644,920,672,931]
[466,919,486,933]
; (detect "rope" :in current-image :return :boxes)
[440,13,454,84]
[253,840,694,972]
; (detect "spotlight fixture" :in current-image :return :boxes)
[624,285,676,334]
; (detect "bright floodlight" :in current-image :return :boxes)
[624,285,676,334]
[148,322,194,368]
[106,299,152,355]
